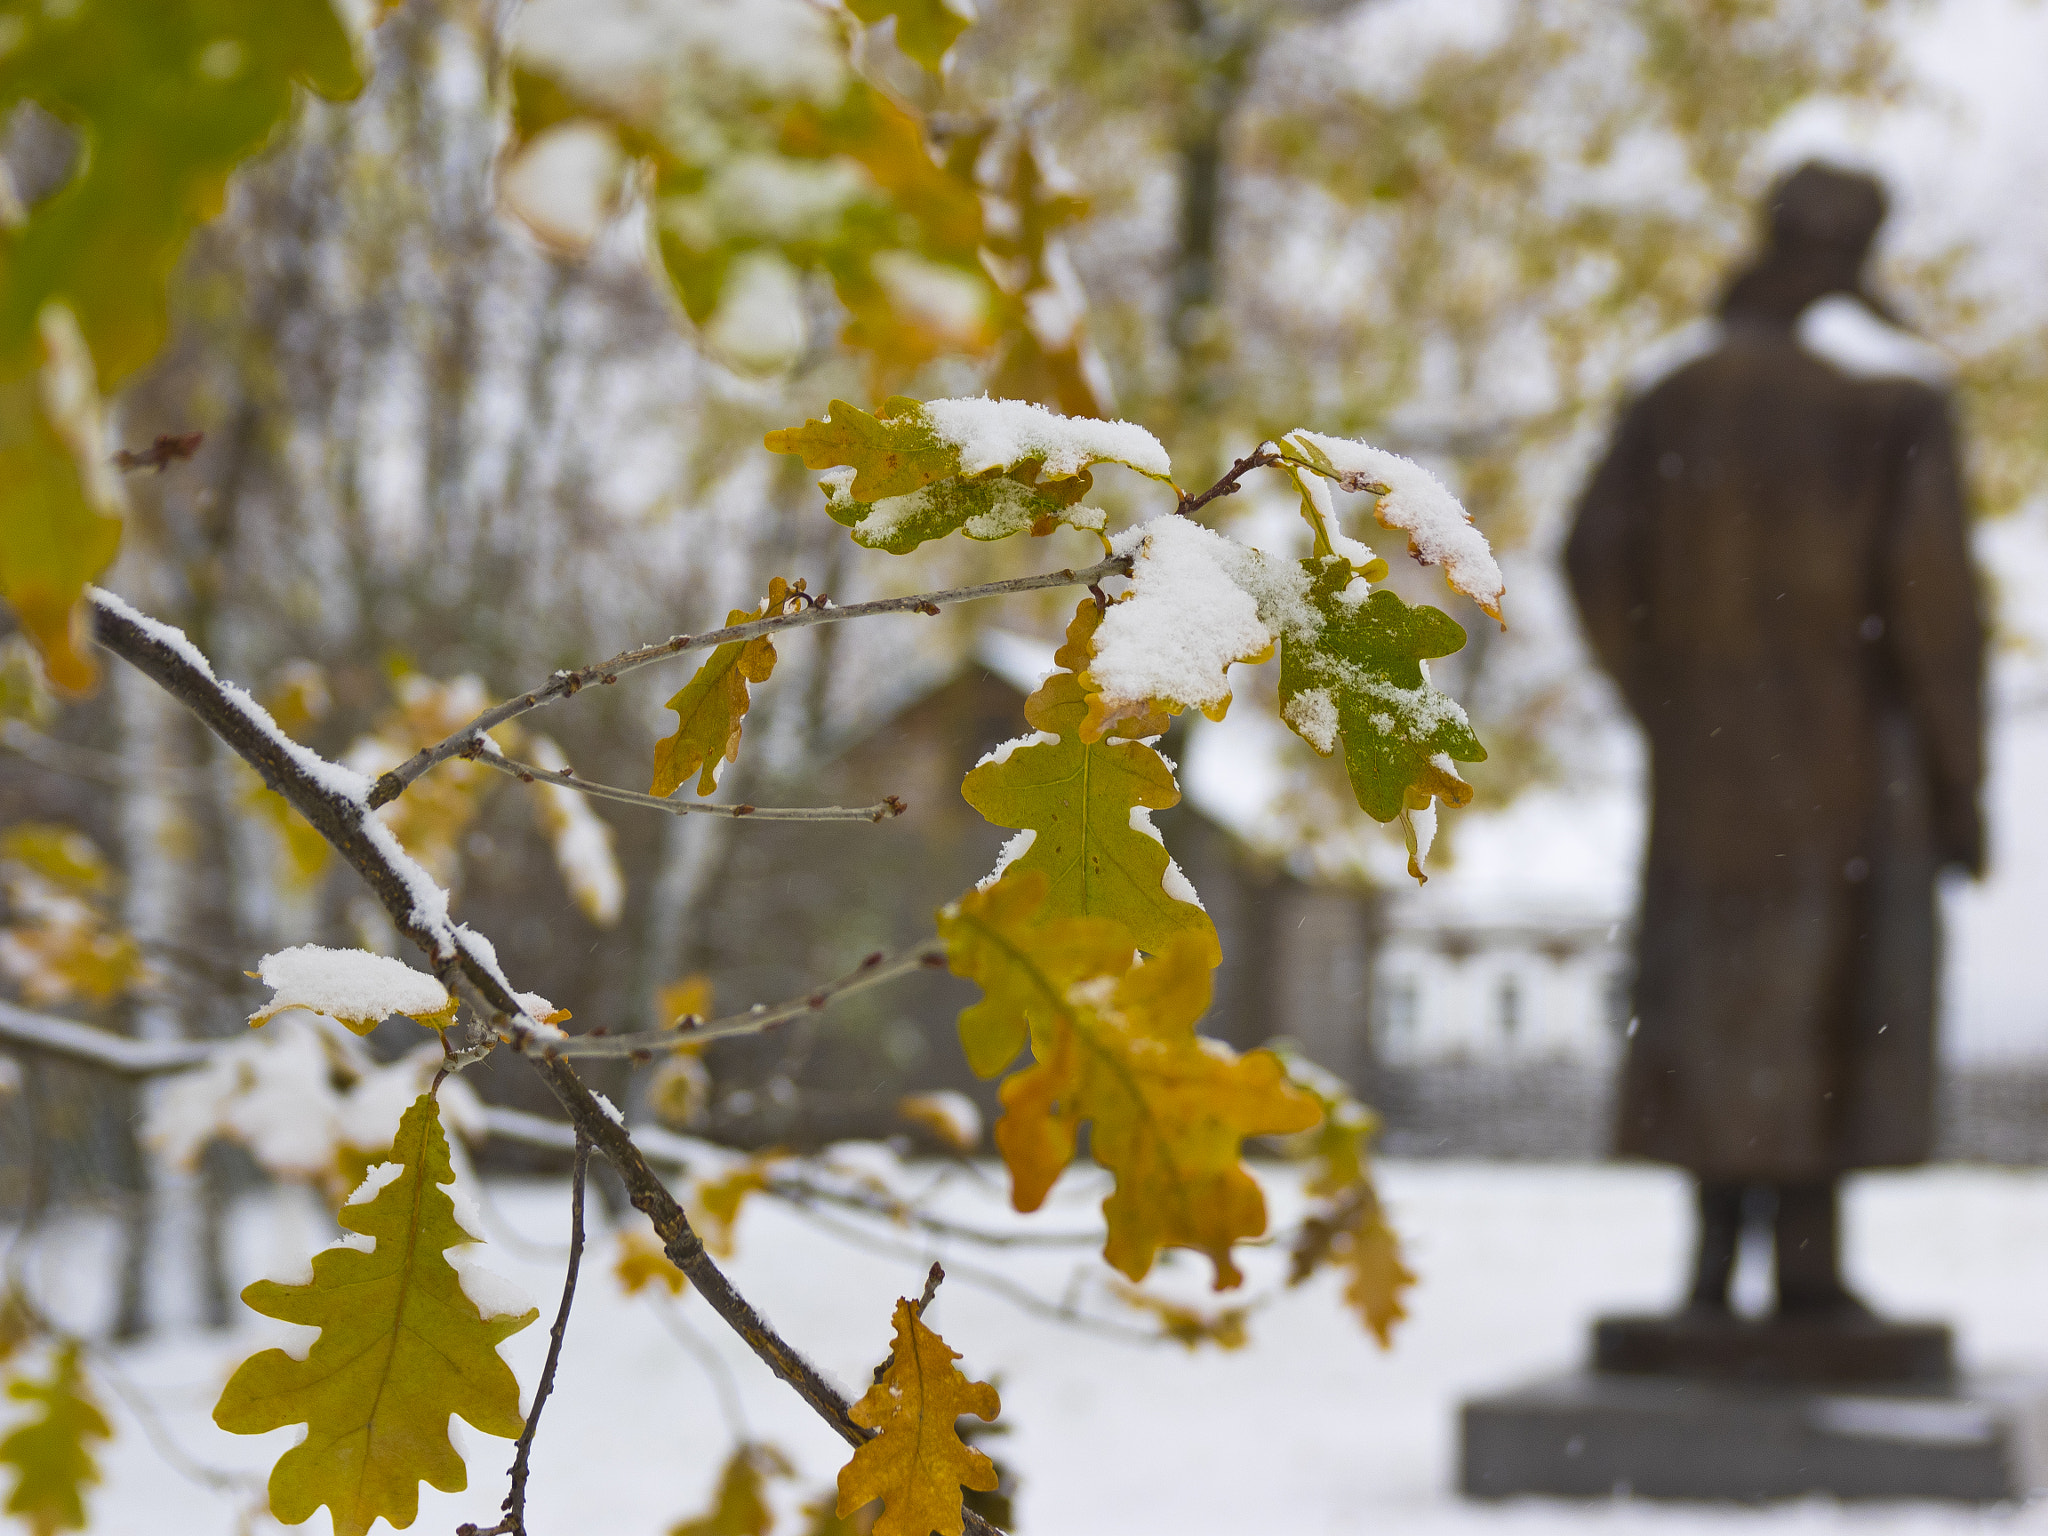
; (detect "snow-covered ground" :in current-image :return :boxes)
[17,1160,2048,1535]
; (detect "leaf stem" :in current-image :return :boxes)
[470,747,906,824]
[367,556,1134,810]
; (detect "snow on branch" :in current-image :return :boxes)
[85,589,1003,1534]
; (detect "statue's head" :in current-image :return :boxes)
[1720,161,1892,324]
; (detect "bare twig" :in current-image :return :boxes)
[1176,445,1278,519]
[472,747,906,825]
[764,1174,1104,1250]
[112,431,204,473]
[85,591,1006,1536]
[0,718,210,792]
[541,944,947,1059]
[367,555,1132,809]
[462,1137,589,1536]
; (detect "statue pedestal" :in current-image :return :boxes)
[1460,1318,2048,1502]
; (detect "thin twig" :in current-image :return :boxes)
[461,1136,589,1536]
[0,719,211,792]
[368,556,1133,809]
[764,1175,1105,1249]
[472,747,906,824]
[1176,446,1278,519]
[539,944,947,1060]
[85,592,1008,1536]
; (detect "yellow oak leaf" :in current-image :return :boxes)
[836,1299,999,1536]
[615,1229,688,1299]
[691,1159,778,1259]
[1109,1281,1251,1351]
[939,874,1321,1288]
[936,869,1130,1079]
[670,1443,791,1536]
[213,1094,538,1536]
[766,399,960,504]
[1277,1053,1413,1347]
[1288,1182,1415,1349]
[961,601,1217,967]
[652,578,804,798]
[0,1342,110,1536]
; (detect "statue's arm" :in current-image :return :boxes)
[1564,406,1653,711]
[1884,391,1988,875]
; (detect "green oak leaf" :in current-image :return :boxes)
[1,1342,110,1536]
[214,1094,538,1536]
[1276,558,1486,822]
[962,602,1218,970]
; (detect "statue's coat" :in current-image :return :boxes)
[1567,316,1985,1178]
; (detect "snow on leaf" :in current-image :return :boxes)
[770,396,1167,554]
[939,874,1320,1287]
[1085,518,1273,738]
[962,601,1217,966]
[651,578,805,799]
[213,1094,538,1536]
[247,944,455,1037]
[1274,559,1486,825]
[0,1343,110,1536]
[670,1443,792,1536]
[846,0,974,71]
[1279,431,1503,621]
[836,1299,999,1536]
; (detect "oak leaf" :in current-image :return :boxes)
[692,1159,779,1259]
[1277,1052,1414,1347]
[671,1443,792,1536]
[962,601,1217,967]
[614,1230,688,1298]
[766,398,960,504]
[0,1343,109,1536]
[652,578,804,799]
[213,1094,538,1536]
[836,1299,999,1536]
[1109,1281,1252,1351]
[939,875,1320,1287]
[1276,559,1486,823]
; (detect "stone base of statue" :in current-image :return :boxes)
[1459,1315,2048,1502]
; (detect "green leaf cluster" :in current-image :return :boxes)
[0,0,366,689]
[214,1093,538,1536]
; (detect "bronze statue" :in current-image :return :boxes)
[1566,163,1986,1321]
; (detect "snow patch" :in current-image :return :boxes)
[1095,519,1272,720]
[921,396,1170,480]
[974,732,1059,770]
[254,944,449,1027]
[448,1247,538,1321]
[1281,434,1503,616]
[345,1161,405,1207]
[979,830,1036,889]
[1798,295,1952,385]
[1282,689,1340,755]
